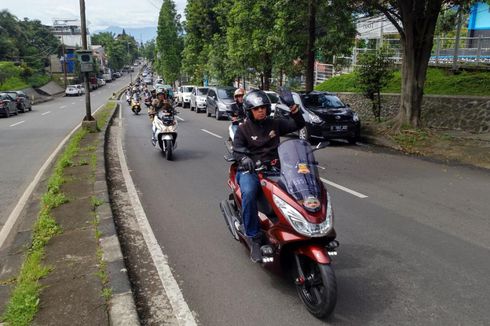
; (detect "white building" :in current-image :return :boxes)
[356,15,399,40]
[51,18,91,48]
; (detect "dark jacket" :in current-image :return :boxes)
[230,102,246,121]
[233,110,305,165]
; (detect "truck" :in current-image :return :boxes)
[102,68,112,82]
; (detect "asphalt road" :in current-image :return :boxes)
[0,73,131,232]
[122,102,490,325]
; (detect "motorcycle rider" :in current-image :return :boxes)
[151,90,173,145]
[233,90,305,262]
[228,88,246,142]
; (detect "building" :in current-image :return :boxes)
[469,2,490,38]
[51,19,92,74]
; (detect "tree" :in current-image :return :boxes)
[156,0,183,85]
[358,0,489,128]
[273,0,356,92]
[356,47,394,121]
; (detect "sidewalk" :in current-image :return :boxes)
[0,102,139,325]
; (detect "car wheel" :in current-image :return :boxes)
[299,126,310,141]
[207,108,211,117]
[4,108,10,118]
[215,109,220,120]
[348,137,357,145]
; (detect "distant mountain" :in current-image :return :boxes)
[93,26,157,44]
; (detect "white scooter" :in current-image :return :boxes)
[152,110,178,160]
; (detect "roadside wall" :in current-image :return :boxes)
[336,92,490,133]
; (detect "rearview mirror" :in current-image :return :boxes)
[312,141,329,151]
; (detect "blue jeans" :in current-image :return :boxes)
[237,171,261,238]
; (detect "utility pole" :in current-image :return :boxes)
[79,0,94,122]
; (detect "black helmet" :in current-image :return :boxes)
[243,90,271,119]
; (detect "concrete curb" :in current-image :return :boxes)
[94,94,140,325]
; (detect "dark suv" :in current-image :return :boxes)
[4,91,32,113]
[275,91,360,144]
[206,86,236,120]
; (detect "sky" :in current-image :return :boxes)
[2,0,187,32]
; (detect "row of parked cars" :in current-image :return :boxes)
[0,90,33,118]
[174,85,361,144]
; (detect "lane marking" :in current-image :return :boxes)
[0,103,106,248]
[176,116,184,122]
[41,111,51,116]
[201,129,222,139]
[318,165,326,170]
[59,105,66,109]
[118,107,198,325]
[320,177,368,199]
[71,102,75,105]
[9,121,25,127]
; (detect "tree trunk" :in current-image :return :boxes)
[264,66,272,90]
[305,0,316,92]
[396,0,441,129]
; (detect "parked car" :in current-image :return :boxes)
[0,93,19,117]
[177,85,195,108]
[97,78,106,87]
[113,71,122,78]
[190,87,209,113]
[65,84,85,96]
[206,86,236,120]
[274,91,360,144]
[264,90,279,116]
[4,91,32,112]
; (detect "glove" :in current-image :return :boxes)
[240,156,255,173]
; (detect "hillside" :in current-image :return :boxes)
[315,68,490,96]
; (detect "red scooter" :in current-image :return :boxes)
[220,139,339,319]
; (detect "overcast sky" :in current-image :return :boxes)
[2,0,187,31]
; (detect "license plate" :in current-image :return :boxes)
[331,125,347,131]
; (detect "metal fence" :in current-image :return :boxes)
[349,36,490,68]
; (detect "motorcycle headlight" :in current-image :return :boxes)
[308,112,323,124]
[273,193,333,237]
[353,112,360,122]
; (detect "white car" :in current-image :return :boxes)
[65,84,85,96]
[190,87,209,113]
[177,85,195,108]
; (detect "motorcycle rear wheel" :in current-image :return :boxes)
[295,256,337,319]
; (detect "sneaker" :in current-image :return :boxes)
[249,236,263,263]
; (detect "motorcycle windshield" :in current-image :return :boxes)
[278,140,322,211]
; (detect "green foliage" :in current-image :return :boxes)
[356,47,395,121]
[92,32,138,71]
[316,68,490,97]
[156,0,183,84]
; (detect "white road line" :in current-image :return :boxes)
[71,102,75,105]
[0,103,106,249]
[41,111,51,116]
[59,105,67,109]
[320,177,368,199]
[118,107,198,326]
[201,129,223,139]
[176,116,185,121]
[9,121,25,127]
[318,165,326,170]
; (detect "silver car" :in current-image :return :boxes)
[190,87,209,113]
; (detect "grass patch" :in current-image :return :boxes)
[316,67,490,96]
[95,101,116,130]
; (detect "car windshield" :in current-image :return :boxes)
[6,92,17,99]
[182,87,193,93]
[196,88,208,96]
[266,92,279,103]
[301,94,345,109]
[217,88,235,99]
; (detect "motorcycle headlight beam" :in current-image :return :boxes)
[273,193,332,237]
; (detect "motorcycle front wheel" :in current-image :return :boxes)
[164,140,173,160]
[295,256,337,319]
